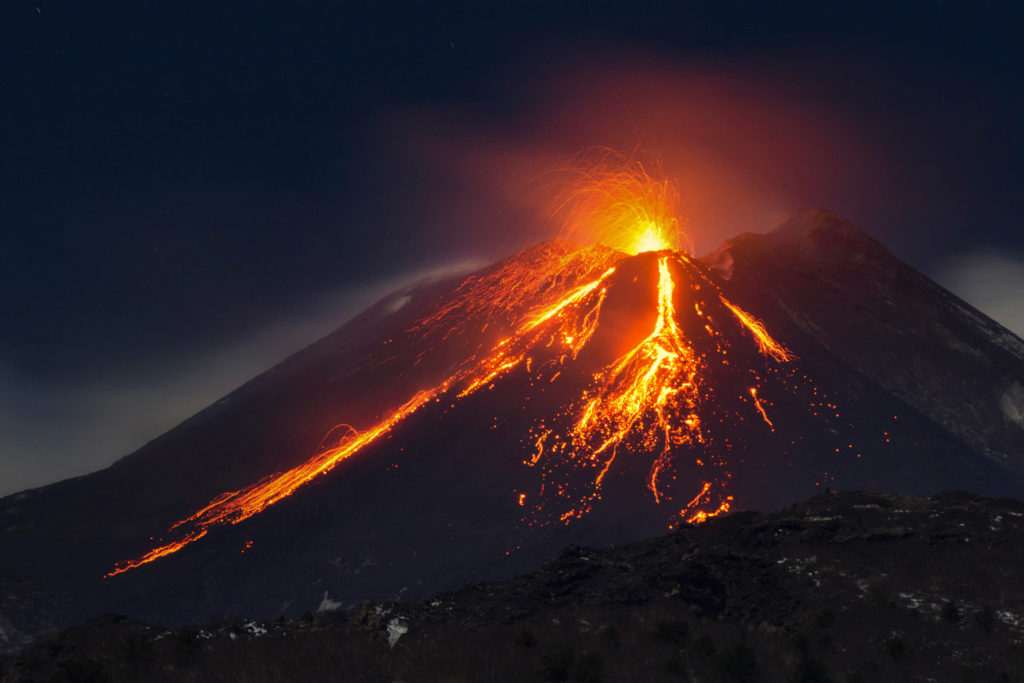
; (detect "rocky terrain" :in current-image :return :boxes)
[5,490,1023,682]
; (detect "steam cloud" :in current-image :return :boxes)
[934,249,1024,338]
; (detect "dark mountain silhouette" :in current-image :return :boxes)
[1,209,1022,651]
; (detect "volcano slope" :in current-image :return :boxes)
[1,209,1022,649]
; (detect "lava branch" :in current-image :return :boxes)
[719,295,793,362]
[530,256,704,522]
[749,387,774,430]
[578,257,701,483]
[526,254,798,525]
[107,263,618,577]
[681,480,734,524]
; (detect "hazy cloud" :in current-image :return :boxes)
[934,249,1024,338]
[0,261,482,498]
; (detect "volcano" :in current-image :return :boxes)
[2,208,1024,650]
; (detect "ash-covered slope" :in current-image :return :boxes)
[704,208,1024,475]
[1,211,1022,650]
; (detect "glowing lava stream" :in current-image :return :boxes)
[571,257,699,499]
[107,264,619,577]
[527,254,795,525]
[108,246,797,577]
[108,150,804,576]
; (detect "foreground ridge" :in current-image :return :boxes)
[9,491,1024,682]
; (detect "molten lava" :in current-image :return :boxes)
[108,151,816,577]
[538,255,701,516]
[546,148,692,255]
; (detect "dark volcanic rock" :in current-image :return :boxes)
[704,208,1024,475]
[5,491,1024,682]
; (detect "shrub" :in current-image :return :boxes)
[541,647,575,682]
[175,626,201,647]
[514,625,539,649]
[665,654,689,678]
[120,632,150,663]
[653,619,690,645]
[814,607,837,630]
[940,601,962,624]
[790,656,832,683]
[692,633,716,658]
[869,585,894,608]
[598,625,620,648]
[975,606,995,632]
[714,642,759,682]
[60,657,108,683]
[573,651,604,683]
[884,634,907,660]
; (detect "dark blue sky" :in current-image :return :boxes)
[2,1,1022,494]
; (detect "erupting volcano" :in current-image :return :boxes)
[107,152,835,577]
[4,154,1023,641]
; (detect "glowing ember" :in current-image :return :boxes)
[749,387,774,429]
[531,255,702,522]
[524,252,796,526]
[720,296,793,362]
[106,530,208,577]
[546,148,692,256]
[108,149,814,577]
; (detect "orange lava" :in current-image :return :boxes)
[685,497,733,524]
[546,148,692,255]
[749,387,774,430]
[108,150,804,577]
[109,254,618,576]
[719,296,793,362]
[105,530,208,578]
[532,255,703,521]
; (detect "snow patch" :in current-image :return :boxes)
[386,295,412,315]
[243,621,266,637]
[896,592,928,611]
[318,591,342,613]
[1000,382,1024,429]
[386,617,408,648]
[998,610,1024,630]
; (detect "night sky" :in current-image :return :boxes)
[2,2,1022,496]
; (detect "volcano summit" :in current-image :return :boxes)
[1,208,1023,650]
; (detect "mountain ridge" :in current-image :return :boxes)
[706,208,1024,475]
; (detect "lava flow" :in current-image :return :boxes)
[108,150,823,577]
